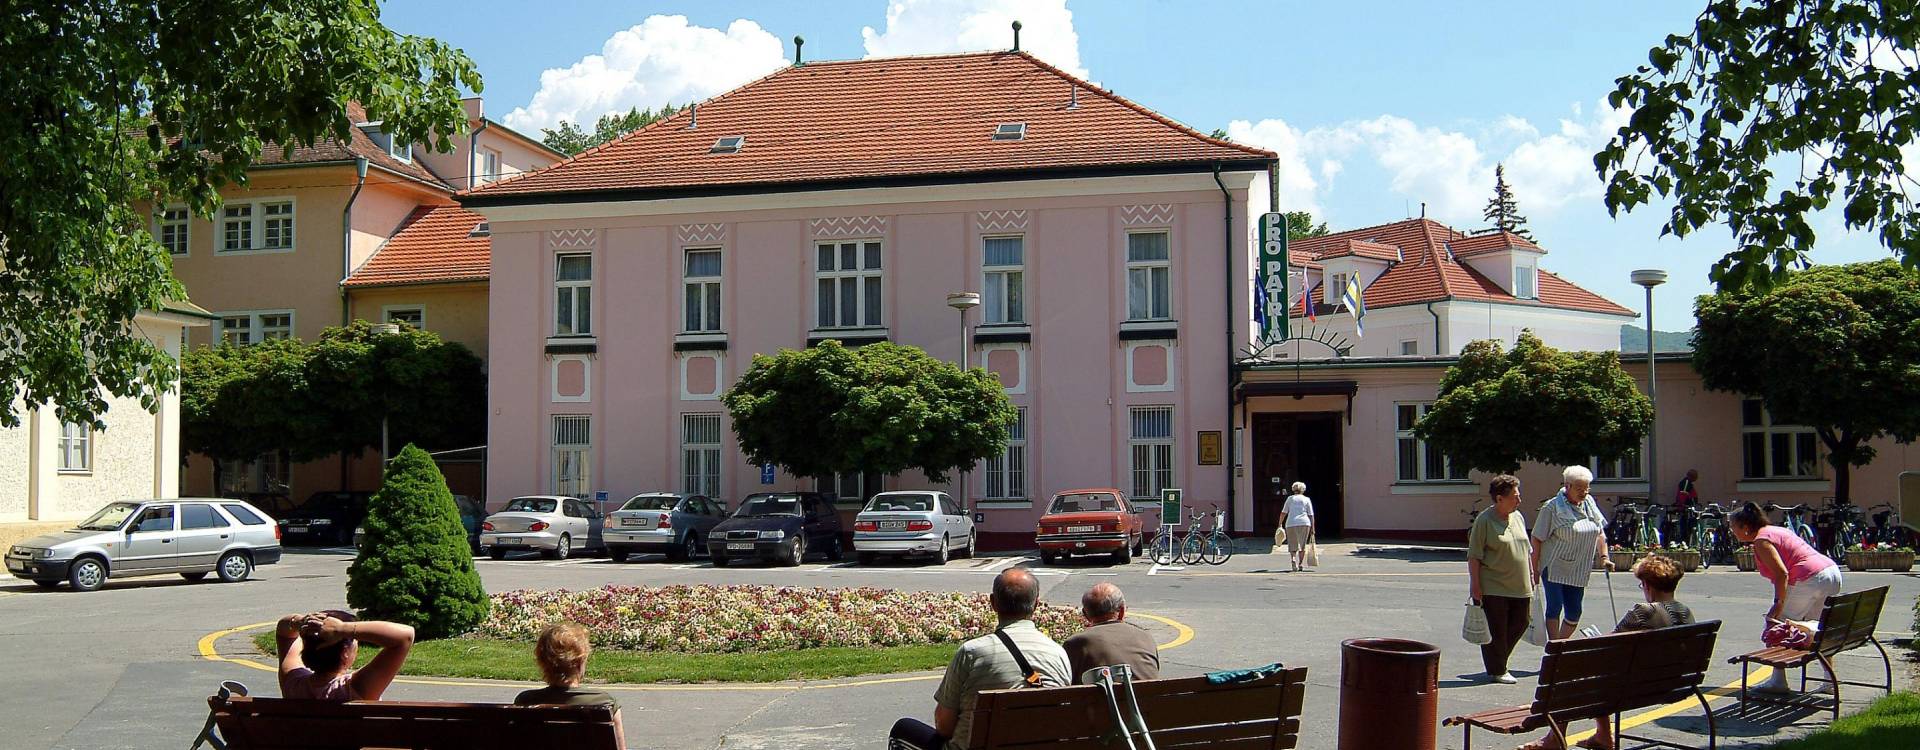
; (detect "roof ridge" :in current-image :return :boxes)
[1429,224,1458,298]
[1006,51,1277,160]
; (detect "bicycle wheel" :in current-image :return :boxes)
[1147,532,1176,565]
[1793,522,1818,548]
[1206,531,1234,566]
[1691,524,1712,569]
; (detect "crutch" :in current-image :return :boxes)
[1112,664,1159,750]
[1084,666,1139,750]
[189,681,248,750]
[1577,568,1618,639]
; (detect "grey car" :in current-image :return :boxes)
[479,495,605,560]
[853,490,975,564]
[604,493,726,562]
[5,499,283,592]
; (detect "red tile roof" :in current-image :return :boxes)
[463,51,1274,202]
[252,102,451,189]
[1448,230,1544,258]
[1287,218,1632,316]
[343,205,489,288]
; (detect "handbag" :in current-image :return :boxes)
[1305,532,1319,567]
[1462,601,1493,645]
[1761,617,1818,649]
[1524,584,1549,646]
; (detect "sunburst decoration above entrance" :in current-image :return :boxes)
[1239,326,1352,361]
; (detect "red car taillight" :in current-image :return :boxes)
[853,520,878,532]
[906,520,934,532]
[274,525,282,541]
[481,521,494,532]
[529,521,549,532]
[657,515,672,528]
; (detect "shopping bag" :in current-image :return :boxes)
[1462,601,1493,645]
[1305,533,1319,567]
[1761,617,1819,649]
[1523,585,1549,646]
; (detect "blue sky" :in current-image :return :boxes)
[382,0,1898,330]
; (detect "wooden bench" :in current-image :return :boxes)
[1728,585,1893,721]
[206,694,620,750]
[1444,621,1722,750]
[964,666,1308,749]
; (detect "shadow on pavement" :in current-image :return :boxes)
[1351,546,1467,563]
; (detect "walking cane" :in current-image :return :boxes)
[1605,568,1619,624]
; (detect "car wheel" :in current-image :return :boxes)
[711,555,730,567]
[547,534,572,561]
[664,534,689,562]
[960,531,977,559]
[1038,550,1057,565]
[180,571,209,582]
[488,547,508,560]
[217,552,253,582]
[857,552,877,566]
[826,535,845,562]
[686,532,704,560]
[1132,534,1144,556]
[780,536,805,567]
[32,579,59,589]
[1110,543,1131,565]
[609,547,630,563]
[67,557,107,592]
[934,535,950,564]
[335,526,354,546]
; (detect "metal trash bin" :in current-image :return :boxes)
[1338,637,1440,750]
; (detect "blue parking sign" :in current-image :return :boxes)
[594,491,608,503]
[761,464,776,484]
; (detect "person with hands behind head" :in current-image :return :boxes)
[275,610,414,701]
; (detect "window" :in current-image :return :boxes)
[683,249,722,333]
[58,422,90,472]
[1126,232,1171,321]
[710,136,745,154]
[1515,265,1538,299]
[817,472,881,505]
[993,123,1027,141]
[219,311,295,346]
[389,137,412,162]
[1592,448,1644,481]
[816,240,883,329]
[221,504,265,525]
[133,505,176,533]
[983,407,1027,500]
[1396,403,1470,482]
[552,415,591,498]
[182,504,228,530]
[1128,406,1175,500]
[220,200,293,253]
[1741,399,1820,479]
[382,306,424,329]
[983,237,1025,324]
[158,207,189,255]
[218,453,287,495]
[477,148,501,185]
[681,414,723,497]
[555,254,593,336]
[1325,273,1347,307]
[1400,340,1419,356]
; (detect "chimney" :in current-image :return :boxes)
[1068,84,1079,110]
[1420,202,1427,219]
[687,103,697,129]
[793,35,805,66]
[1011,20,1022,51]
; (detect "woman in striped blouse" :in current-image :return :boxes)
[1529,465,1614,640]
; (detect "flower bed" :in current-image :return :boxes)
[1844,546,1916,572]
[475,585,1084,653]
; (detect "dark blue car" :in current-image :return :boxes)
[708,492,844,567]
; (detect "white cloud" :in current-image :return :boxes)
[502,15,788,134]
[861,0,1087,79]
[1225,119,1326,216]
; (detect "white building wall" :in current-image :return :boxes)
[1440,301,1629,354]
[0,400,28,520]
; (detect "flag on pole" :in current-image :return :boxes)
[1341,273,1366,337]
[1303,281,1318,323]
[1252,276,1268,343]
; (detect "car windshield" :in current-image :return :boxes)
[77,502,141,531]
[502,498,558,514]
[735,496,802,517]
[865,494,935,513]
[621,495,679,511]
[1050,493,1125,514]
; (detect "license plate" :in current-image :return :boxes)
[1067,525,1100,533]
[498,537,519,545]
[286,526,308,534]
[5,561,24,573]
[880,520,908,531]
[728,542,755,551]
[622,517,649,528]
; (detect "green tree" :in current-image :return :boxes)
[1598,1,1920,291]
[0,0,480,429]
[1285,211,1330,240]
[722,341,1016,484]
[1482,164,1533,240]
[347,444,487,639]
[1415,331,1654,473]
[1692,260,1920,505]
[1208,127,1233,142]
[540,104,684,155]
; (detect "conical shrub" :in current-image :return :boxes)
[347,444,487,638]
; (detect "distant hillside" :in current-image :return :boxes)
[1619,325,1694,352]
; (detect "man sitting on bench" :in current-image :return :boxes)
[275,610,414,702]
[1520,554,1696,750]
[889,569,1072,750]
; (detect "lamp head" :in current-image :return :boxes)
[946,292,982,311]
[1630,269,1668,288]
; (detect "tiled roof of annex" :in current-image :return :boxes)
[343,205,489,288]
[251,102,451,189]
[461,50,1275,201]
[1288,217,1633,316]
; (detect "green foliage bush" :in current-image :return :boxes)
[1414,331,1653,473]
[347,444,487,639]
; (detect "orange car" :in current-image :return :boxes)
[1035,488,1145,564]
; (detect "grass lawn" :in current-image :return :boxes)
[1765,691,1920,750]
[251,631,956,684]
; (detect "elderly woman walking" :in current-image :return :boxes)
[1468,474,1535,684]
[1728,501,1841,692]
[1280,482,1315,572]
[1530,466,1614,640]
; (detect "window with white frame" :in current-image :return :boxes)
[1515,265,1538,299]
[477,148,501,185]
[552,415,592,498]
[983,236,1025,324]
[683,249,722,333]
[555,253,592,336]
[158,207,189,255]
[983,407,1027,500]
[58,422,90,472]
[1591,447,1644,481]
[383,306,424,329]
[1400,340,1419,356]
[1326,273,1348,307]
[1741,399,1820,479]
[1396,402,1470,482]
[816,240,883,328]
[1128,406,1175,500]
[681,414,723,497]
[220,200,294,253]
[1126,232,1171,321]
[817,472,881,505]
[219,311,294,346]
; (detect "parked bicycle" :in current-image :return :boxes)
[1148,506,1231,566]
[1686,501,1736,567]
[1766,503,1820,549]
[1813,497,1867,564]
[1606,497,1663,551]
[1865,503,1913,548]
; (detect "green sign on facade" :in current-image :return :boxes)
[1258,212,1289,344]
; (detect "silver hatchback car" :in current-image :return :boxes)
[5,499,283,592]
[852,490,975,564]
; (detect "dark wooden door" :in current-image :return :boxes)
[1296,414,1343,537]
[1250,412,1344,537]
[1251,414,1299,536]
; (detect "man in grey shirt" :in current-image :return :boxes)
[889,568,1072,750]
[1064,582,1160,682]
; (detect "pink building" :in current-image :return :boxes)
[463,51,1278,545]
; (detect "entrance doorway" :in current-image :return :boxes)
[1251,412,1343,537]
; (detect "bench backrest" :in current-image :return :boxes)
[1811,586,1888,657]
[967,667,1308,750]
[209,696,620,750]
[1532,621,1720,723]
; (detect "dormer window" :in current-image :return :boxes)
[1514,264,1538,299]
[710,136,745,154]
[359,122,412,163]
[993,123,1027,141]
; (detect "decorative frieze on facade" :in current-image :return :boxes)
[1120,204,1175,227]
[808,216,889,239]
[676,223,727,245]
[547,228,598,251]
[975,210,1030,233]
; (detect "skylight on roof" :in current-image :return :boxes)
[993,123,1027,141]
[469,222,490,238]
[710,136,745,154]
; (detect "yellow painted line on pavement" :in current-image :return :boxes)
[195,611,1198,693]
[1566,667,1774,743]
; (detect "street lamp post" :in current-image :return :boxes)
[1630,269,1667,505]
[373,322,402,462]
[946,292,981,504]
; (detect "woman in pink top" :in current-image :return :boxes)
[275,610,415,701]
[1729,502,1841,692]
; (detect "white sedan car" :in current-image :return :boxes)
[479,495,605,560]
[852,490,974,564]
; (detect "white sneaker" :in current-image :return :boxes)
[1494,673,1518,685]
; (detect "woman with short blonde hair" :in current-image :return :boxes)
[516,622,626,748]
[1279,482,1315,572]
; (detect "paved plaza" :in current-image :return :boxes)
[3,542,1914,750]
